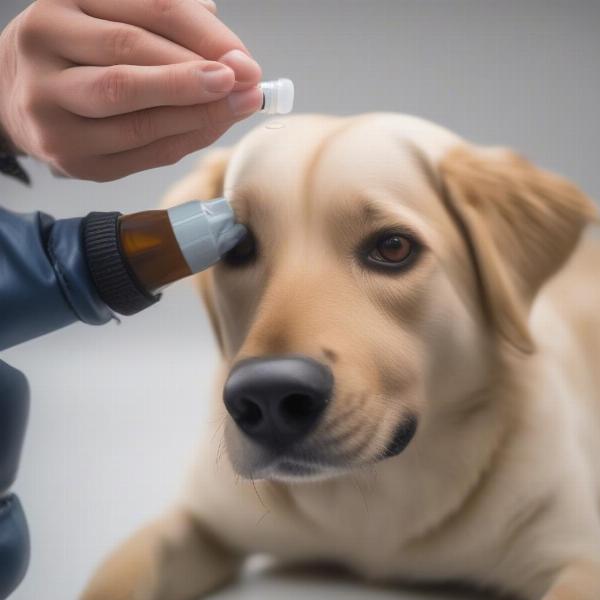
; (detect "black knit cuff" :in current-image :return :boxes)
[82,212,160,316]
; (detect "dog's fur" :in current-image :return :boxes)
[82,114,600,600]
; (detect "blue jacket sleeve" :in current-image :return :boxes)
[0,207,113,351]
[0,361,29,600]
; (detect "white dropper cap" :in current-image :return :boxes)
[259,78,295,115]
[167,198,246,274]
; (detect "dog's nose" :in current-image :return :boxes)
[223,356,333,449]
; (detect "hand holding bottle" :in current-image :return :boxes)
[0,0,263,182]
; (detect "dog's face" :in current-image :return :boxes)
[167,114,594,481]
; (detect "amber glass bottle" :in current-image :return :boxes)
[83,199,245,316]
[119,210,191,294]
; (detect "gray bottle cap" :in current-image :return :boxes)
[167,198,246,274]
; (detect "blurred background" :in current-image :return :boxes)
[1,1,599,598]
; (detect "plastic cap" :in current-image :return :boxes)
[167,198,246,274]
[259,78,295,115]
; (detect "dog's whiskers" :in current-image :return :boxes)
[209,415,227,443]
[249,477,273,527]
[215,435,226,469]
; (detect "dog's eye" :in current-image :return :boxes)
[373,235,412,263]
[222,230,257,267]
[364,232,420,270]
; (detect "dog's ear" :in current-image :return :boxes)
[161,148,232,354]
[439,146,597,353]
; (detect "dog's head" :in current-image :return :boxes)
[164,114,595,481]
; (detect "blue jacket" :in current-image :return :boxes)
[0,207,142,598]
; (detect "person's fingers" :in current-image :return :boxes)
[77,0,244,57]
[43,8,199,66]
[197,0,217,14]
[76,0,261,75]
[98,130,227,181]
[52,61,236,118]
[81,88,262,181]
[219,49,263,90]
[77,89,259,154]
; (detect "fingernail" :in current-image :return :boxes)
[227,87,263,116]
[219,49,262,83]
[197,0,217,12]
[202,64,234,93]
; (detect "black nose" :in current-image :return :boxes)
[223,356,333,450]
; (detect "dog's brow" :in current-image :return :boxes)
[354,194,427,242]
[226,181,276,225]
[233,196,248,223]
[358,196,397,225]
[226,190,251,223]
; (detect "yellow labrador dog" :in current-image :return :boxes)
[83,114,600,600]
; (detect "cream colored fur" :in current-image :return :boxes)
[82,114,600,600]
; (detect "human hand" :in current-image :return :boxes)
[0,0,263,181]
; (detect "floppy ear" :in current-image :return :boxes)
[161,149,233,354]
[439,146,597,353]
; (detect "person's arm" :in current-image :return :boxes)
[0,207,117,351]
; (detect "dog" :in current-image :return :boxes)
[82,113,600,600]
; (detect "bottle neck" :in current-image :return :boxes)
[118,210,192,294]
